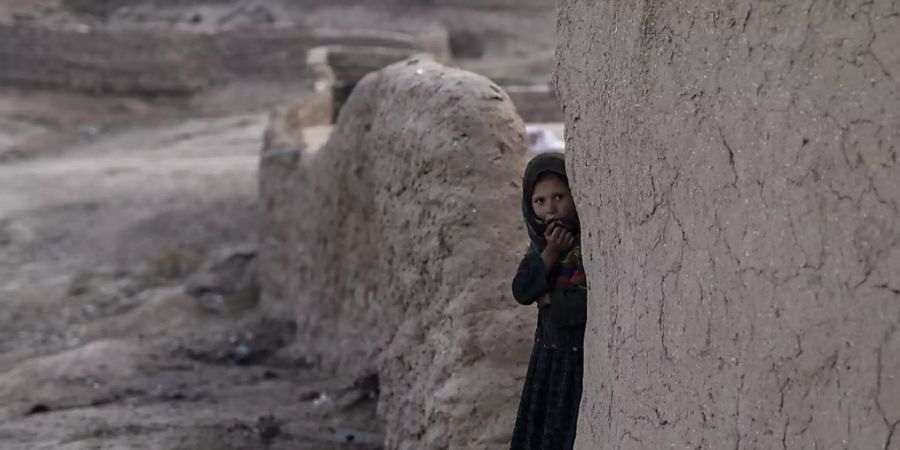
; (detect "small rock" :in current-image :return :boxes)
[312,392,331,407]
[255,415,281,444]
[25,404,51,415]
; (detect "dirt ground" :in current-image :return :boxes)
[0,90,385,449]
[0,1,558,448]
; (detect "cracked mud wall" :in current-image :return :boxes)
[260,59,536,449]
[555,1,899,448]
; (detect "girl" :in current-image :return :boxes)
[510,152,587,450]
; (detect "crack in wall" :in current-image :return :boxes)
[875,322,899,449]
[558,0,898,447]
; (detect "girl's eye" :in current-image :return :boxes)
[554,194,565,200]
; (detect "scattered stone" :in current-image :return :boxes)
[254,415,281,444]
[331,427,383,445]
[312,392,331,408]
[175,318,296,366]
[298,390,320,401]
[24,403,50,415]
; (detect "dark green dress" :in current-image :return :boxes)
[510,251,586,450]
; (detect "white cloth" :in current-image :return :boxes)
[525,125,565,154]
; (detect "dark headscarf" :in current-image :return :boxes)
[521,152,586,289]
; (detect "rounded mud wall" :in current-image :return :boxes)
[260,59,539,449]
[555,1,899,449]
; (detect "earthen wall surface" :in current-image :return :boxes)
[555,1,900,448]
[259,59,537,449]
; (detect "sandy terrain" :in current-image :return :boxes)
[0,97,384,448]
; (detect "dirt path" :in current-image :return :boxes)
[0,107,375,449]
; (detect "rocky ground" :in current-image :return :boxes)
[0,91,384,449]
[0,1,557,448]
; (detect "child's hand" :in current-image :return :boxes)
[544,222,575,256]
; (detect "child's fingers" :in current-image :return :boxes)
[552,227,564,241]
[558,231,573,248]
[544,222,557,237]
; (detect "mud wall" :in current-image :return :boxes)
[0,23,449,95]
[259,59,535,449]
[555,1,900,448]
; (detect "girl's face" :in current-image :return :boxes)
[531,175,575,222]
